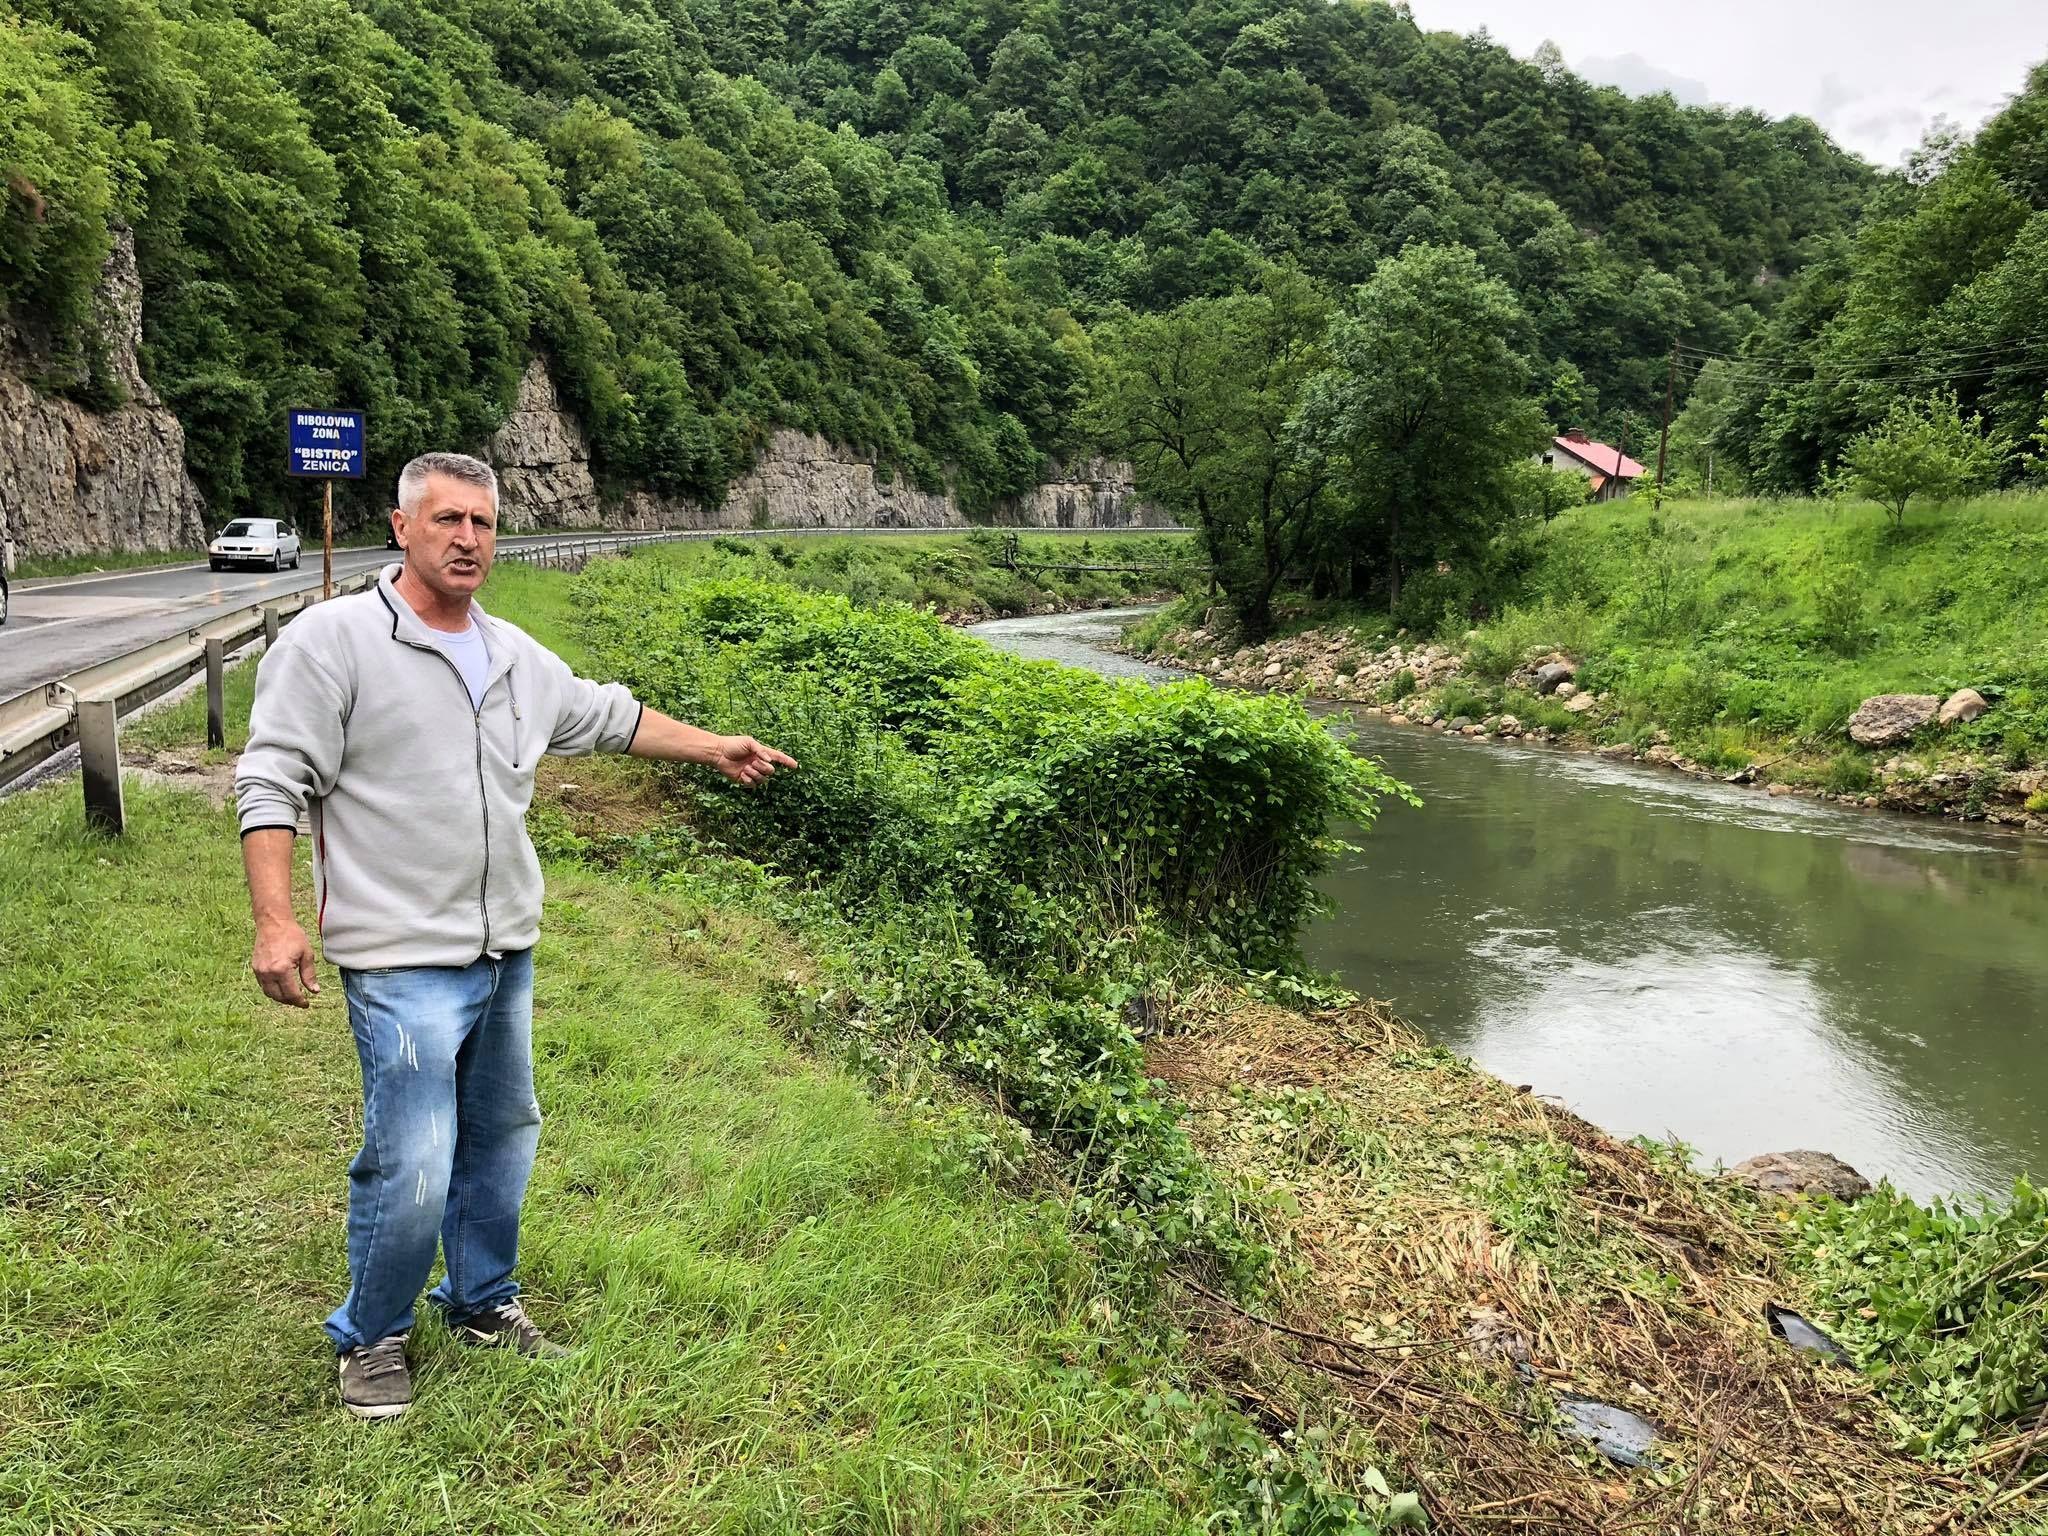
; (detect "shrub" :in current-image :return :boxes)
[568,562,1415,1271]
[1824,751,1876,795]
[1795,1181,2048,1457]
[1812,562,1869,654]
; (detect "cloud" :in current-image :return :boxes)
[1573,51,1717,108]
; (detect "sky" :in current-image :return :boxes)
[1408,1,2048,168]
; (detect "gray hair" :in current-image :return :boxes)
[397,452,498,513]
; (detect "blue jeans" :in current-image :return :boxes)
[326,951,541,1353]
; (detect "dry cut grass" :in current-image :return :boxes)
[1151,988,2007,1535]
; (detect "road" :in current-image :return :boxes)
[0,526,1184,701]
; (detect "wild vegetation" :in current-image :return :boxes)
[12,548,2048,1526]
[1135,489,2048,802]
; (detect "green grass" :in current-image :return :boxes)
[10,546,214,579]
[1474,490,2048,764]
[608,531,1201,619]
[0,782,1219,1533]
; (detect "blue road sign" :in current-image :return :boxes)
[286,408,366,479]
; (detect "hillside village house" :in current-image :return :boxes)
[1542,429,1645,501]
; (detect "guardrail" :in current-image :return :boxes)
[0,521,1193,832]
[0,570,385,829]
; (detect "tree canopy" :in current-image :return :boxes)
[1,0,1881,528]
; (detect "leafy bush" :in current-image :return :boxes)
[572,561,1413,1272]
[1795,1181,2048,1456]
[1812,562,1869,653]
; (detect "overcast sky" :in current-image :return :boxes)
[1408,1,2047,168]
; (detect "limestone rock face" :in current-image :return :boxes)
[488,361,600,531]
[1847,694,1941,748]
[1001,455,1172,528]
[488,365,1167,532]
[1729,1150,1871,1202]
[725,429,959,528]
[0,226,206,562]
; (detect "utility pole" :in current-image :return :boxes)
[1654,338,1678,495]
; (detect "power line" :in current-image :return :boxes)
[1674,354,2048,391]
[1677,331,2048,370]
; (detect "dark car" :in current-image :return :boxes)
[0,559,9,627]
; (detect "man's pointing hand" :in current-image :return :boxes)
[710,734,798,787]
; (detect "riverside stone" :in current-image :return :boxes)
[1535,661,1576,694]
[1848,694,1941,748]
[1564,692,1598,714]
[1939,688,1989,725]
[1729,1151,1871,1202]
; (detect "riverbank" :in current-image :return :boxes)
[9,554,2044,1530]
[1126,493,2048,829]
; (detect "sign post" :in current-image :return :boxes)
[286,408,366,598]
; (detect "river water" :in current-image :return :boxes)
[971,606,2048,1201]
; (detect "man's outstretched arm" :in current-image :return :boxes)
[626,707,797,786]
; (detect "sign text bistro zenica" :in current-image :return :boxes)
[287,407,366,597]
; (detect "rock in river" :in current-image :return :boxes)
[1847,694,1940,748]
[1729,1150,1871,1202]
[1939,688,1989,725]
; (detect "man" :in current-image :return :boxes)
[234,451,794,1420]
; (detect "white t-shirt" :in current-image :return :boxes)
[431,619,492,711]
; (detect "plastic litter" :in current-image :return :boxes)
[1765,1302,1852,1365]
[1555,1395,1661,1467]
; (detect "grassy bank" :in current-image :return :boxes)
[598,530,1201,620]
[12,549,2048,1531]
[1135,491,2048,821]
[0,781,1263,1532]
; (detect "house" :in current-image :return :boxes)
[1542,429,1646,501]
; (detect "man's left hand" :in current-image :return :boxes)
[710,734,798,786]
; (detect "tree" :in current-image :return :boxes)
[1294,244,1545,614]
[1089,267,1336,638]
[1832,391,2000,531]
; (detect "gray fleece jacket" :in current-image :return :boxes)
[234,564,644,969]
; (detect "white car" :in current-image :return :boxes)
[209,518,302,572]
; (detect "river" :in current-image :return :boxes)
[971,605,2048,1202]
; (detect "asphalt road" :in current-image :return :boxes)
[0,533,679,700]
[0,525,1182,702]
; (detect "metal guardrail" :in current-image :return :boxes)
[0,570,389,831]
[0,570,382,806]
[0,521,1193,828]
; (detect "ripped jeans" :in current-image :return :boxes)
[325,951,540,1353]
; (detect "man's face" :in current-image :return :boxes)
[393,473,496,599]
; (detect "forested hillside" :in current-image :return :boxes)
[2,0,1870,525]
[1673,62,2048,493]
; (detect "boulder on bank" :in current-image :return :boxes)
[1535,661,1576,695]
[1939,688,1989,726]
[1729,1150,1871,1202]
[1564,693,1597,714]
[1847,694,1941,748]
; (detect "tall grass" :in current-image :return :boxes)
[0,785,1215,1531]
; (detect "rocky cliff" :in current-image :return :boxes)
[487,361,602,530]
[0,227,207,565]
[488,360,1164,533]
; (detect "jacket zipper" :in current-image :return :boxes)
[419,646,495,955]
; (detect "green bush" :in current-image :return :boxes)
[570,561,1413,1273]
[1795,1181,2048,1457]
[1824,751,1876,795]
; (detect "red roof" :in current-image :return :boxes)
[1554,433,1645,479]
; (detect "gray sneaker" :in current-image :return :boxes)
[338,1334,412,1419]
[450,1299,571,1358]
